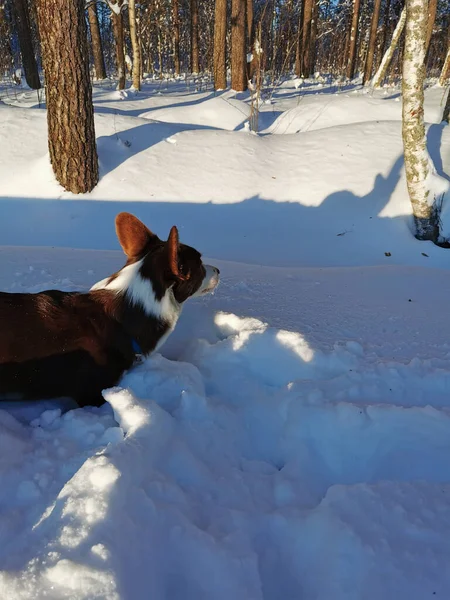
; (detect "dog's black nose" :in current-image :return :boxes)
[214,267,220,275]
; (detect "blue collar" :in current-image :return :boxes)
[132,338,143,355]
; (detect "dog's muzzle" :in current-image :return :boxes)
[197,264,220,295]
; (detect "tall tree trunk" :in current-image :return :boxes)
[190,0,199,73]
[214,0,227,89]
[294,5,304,77]
[378,0,392,60]
[36,0,98,194]
[12,0,41,89]
[442,86,450,123]
[302,0,314,77]
[309,0,319,75]
[402,0,438,241]
[87,3,107,80]
[440,44,450,86]
[372,6,406,87]
[112,10,126,89]
[346,0,361,79]
[0,2,13,75]
[231,0,246,91]
[247,0,254,43]
[129,0,141,90]
[363,0,382,84]
[172,0,180,76]
[425,0,437,60]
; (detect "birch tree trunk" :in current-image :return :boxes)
[363,0,382,84]
[346,0,361,79]
[129,0,141,90]
[87,3,107,80]
[13,0,41,89]
[402,0,438,241]
[372,7,406,87]
[214,0,227,90]
[36,0,98,193]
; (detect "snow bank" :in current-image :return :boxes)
[2,306,450,599]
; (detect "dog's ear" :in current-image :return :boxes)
[166,226,186,280]
[115,213,157,258]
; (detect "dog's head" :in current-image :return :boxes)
[91,213,219,320]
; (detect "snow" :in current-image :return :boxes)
[0,77,450,598]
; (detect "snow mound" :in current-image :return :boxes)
[2,310,450,598]
[264,90,442,134]
[140,94,249,131]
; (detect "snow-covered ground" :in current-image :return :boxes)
[1,76,450,599]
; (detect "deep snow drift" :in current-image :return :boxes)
[0,77,450,599]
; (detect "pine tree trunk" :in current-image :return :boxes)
[231,0,246,91]
[425,0,437,59]
[309,0,319,75]
[363,0,382,84]
[173,0,180,76]
[346,0,361,79]
[378,0,392,60]
[190,0,200,73]
[112,10,126,89]
[0,2,13,75]
[129,0,141,90]
[87,3,107,81]
[214,0,227,89]
[440,44,450,86]
[294,5,304,77]
[302,0,314,77]
[36,0,98,194]
[247,0,254,43]
[13,0,41,89]
[402,0,438,241]
[372,7,406,87]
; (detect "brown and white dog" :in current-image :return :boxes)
[0,213,220,407]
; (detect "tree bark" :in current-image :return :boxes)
[363,0,382,84]
[190,0,200,73]
[0,2,13,75]
[372,7,406,87]
[294,4,304,77]
[231,0,246,91]
[12,0,41,89]
[378,0,392,60]
[442,86,450,123]
[302,0,314,77]
[425,0,437,59]
[402,0,438,241]
[36,0,98,194]
[112,10,126,90]
[214,0,227,89]
[346,0,361,79]
[129,0,141,90]
[309,0,319,75]
[172,0,180,76]
[247,0,254,44]
[87,3,107,80]
[439,44,450,87]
